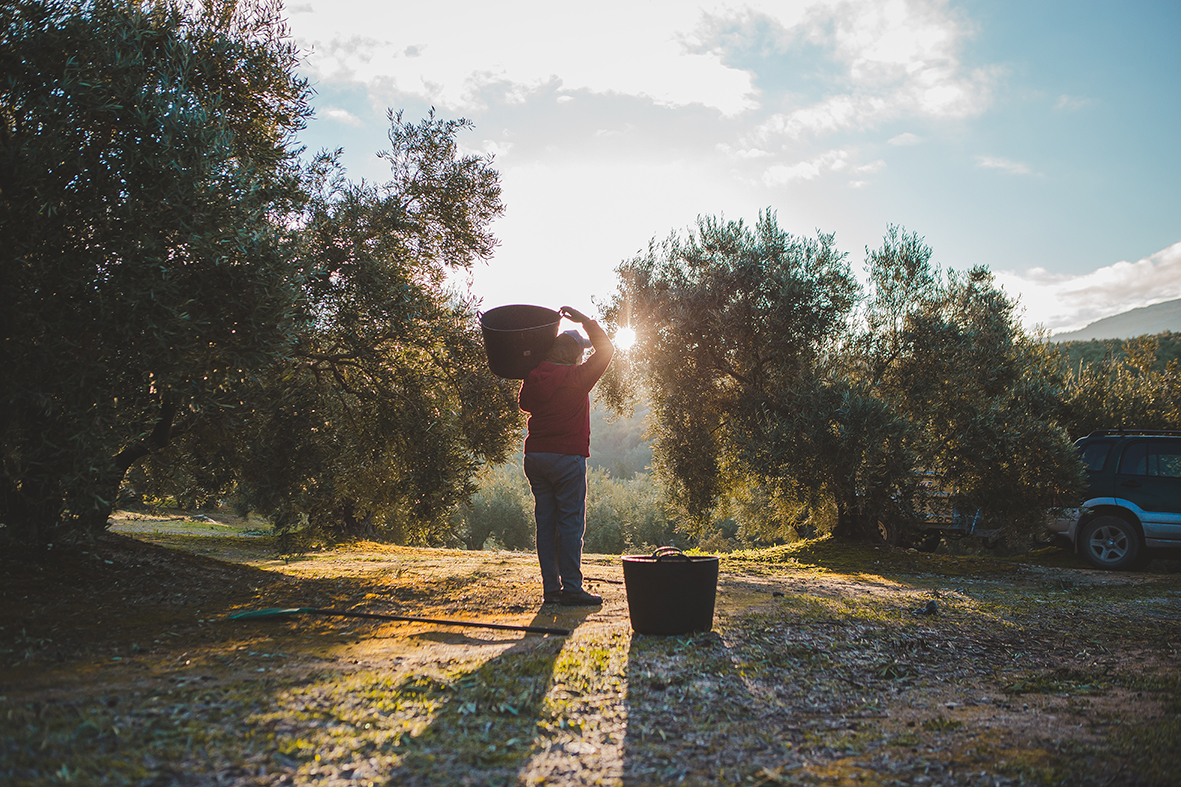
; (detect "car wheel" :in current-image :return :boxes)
[1079,515,1142,571]
[874,518,898,547]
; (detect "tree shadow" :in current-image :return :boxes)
[0,532,610,785]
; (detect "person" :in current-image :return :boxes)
[518,306,615,606]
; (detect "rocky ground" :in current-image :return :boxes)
[1,512,1179,786]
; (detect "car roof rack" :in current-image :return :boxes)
[1086,428,1181,438]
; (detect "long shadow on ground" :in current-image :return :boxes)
[380,608,594,786]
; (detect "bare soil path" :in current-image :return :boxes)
[2,513,1179,786]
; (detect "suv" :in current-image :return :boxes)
[1048,429,1181,570]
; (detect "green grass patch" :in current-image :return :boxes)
[1107,672,1181,786]
[921,715,963,732]
[988,740,1113,786]
[889,731,921,747]
[1004,668,1111,696]
[1115,713,1181,786]
[727,534,1024,578]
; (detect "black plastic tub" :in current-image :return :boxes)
[622,547,719,635]
[479,304,561,379]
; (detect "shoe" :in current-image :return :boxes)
[543,592,562,605]
[559,588,602,606]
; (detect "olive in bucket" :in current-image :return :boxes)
[622,547,719,635]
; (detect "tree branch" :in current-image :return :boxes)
[112,394,178,476]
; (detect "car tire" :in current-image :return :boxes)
[874,518,899,547]
[1079,515,1143,571]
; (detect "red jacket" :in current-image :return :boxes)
[518,321,614,457]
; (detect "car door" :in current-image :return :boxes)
[1114,439,1181,543]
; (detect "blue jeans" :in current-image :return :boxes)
[523,452,587,594]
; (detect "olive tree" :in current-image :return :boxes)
[451,462,533,550]
[142,113,522,546]
[856,228,1084,542]
[603,217,1084,545]
[600,211,865,536]
[1060,336,1181,436]
[1,0,311,545]
[1,1,521,548]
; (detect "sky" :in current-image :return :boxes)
[286,0,1181,335]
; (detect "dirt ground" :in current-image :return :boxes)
[2,511,1180,786]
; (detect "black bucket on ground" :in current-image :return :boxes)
[479,304,562,379]
[622,547,719,635]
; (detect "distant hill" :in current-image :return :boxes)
[1052,298,1181,341]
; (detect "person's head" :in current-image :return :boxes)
[546,330,590,365]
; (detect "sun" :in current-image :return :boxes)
[614,326,637,351]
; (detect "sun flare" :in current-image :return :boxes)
[614,326,637,351]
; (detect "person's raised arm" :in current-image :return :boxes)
[560,306,614,378]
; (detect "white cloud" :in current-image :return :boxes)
[310,35,385,82]
[290,2,758,115]
[975,155,1033,175]
[1055,94,1093,111]
[291,0,996,129]
[718,143,772,159]
[761,150,881,188]
[479,140,513,158]
[996,241,1181,333]
[759,95,869,138]
[889,132,921,145]
[753,0,995,140]
[763,149,849,184]
[322,107,362,125]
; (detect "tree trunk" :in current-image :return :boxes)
[831,509,861,542]
[77,396,180,541]
[0,467,62,546]
[338,501,377,540]
[464,522,493,551]
[831,509,887,544]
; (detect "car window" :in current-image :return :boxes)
[1080,441,1113,473]
[1151,441,1181,478]
[1120,442,1148,475]
[1118,440,1181,477]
